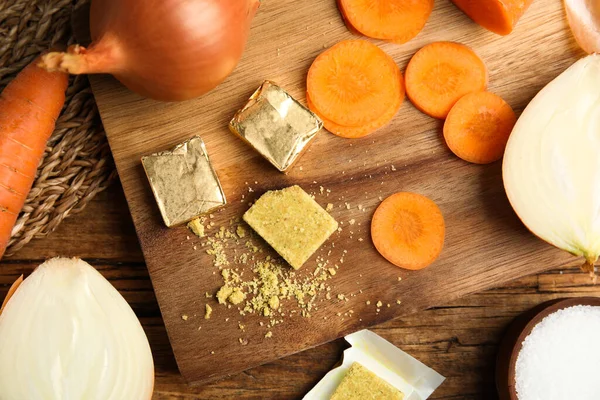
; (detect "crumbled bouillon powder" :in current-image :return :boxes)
[203,220,339,325]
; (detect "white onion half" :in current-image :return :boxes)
[0,258,154,399]
[503,54,600,274]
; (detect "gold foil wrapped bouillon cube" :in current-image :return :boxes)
[141,136,226,227]
[230,81,323,172]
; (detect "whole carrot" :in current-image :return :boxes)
[0,57,68,258]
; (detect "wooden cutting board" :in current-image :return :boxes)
[86,0,585,385]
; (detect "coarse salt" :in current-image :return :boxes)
[515,305,600,400]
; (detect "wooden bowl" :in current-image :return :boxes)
[496,296,600,400]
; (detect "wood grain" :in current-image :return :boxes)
[5,185,143,262]
[3,187,600,399]
[85,0,589,385]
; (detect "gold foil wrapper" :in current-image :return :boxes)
[230,81,323,172]
[141,136,226,227]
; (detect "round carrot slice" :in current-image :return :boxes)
[443,91,516,164]
[336,0,362,36]
[371,192,445,270]
[339,0,434,43]
[307,40,401,127]
[307,83,404,139]
[306,66,405,138]
[405,42,488,119]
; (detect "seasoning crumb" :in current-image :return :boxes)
[397,276,402,281]
[269,296,280,310]
[229,288,246,305]
[205,304,213,319]
[265,331,273,338]
[349,219,355,225]
[216,285,234,304]
[366,301,371,305]
[326,203,334,212]
[239,338,249,345]
[387,303,391,308]
[376,301,383,307]
[210,351,215,354]
[181,314,189,321]
[188,218,205,238]
[391,165,397,171]
[396,300,402,305]
[237,225,247,238]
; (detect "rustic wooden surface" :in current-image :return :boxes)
[3,184,599,399]
[84,0,590,384]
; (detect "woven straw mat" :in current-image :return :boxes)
[1,0,116,256]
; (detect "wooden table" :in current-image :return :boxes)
[3,182,598,399]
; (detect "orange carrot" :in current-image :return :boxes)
[405,42,488,119]
[371,192,445,270]
[307,40,401,127]
[0,57,68,258]
[338,0,434,43]
[443,91,516,164]
[450,0,534,36]
[0,275,23,314]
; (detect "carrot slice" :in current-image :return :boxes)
[336,0,362,36]
[443,91,516,164]
[307,87,403,138]
[306,61,405,138]
[338,0,434,43]
[450,0,534,36]
[307,40,400,127]
[405,42,488,119]
[371,192,445,270]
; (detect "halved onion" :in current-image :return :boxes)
[0,258,154,399]
[503,54,600,275]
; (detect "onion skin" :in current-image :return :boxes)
[41,0,260,101]
[565,0,600,54]
[0,275,22,314]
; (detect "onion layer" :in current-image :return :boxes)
[0,258,154,399]
[41,0,260,101]
[565,0,600,54]
[503,54,600,275]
